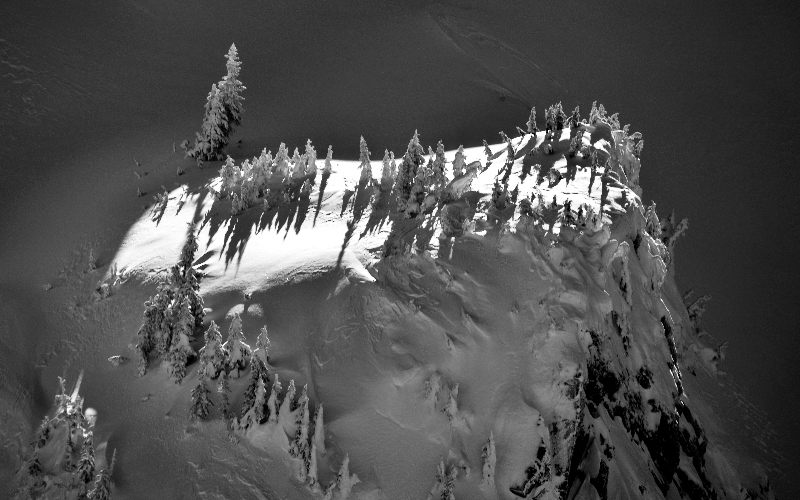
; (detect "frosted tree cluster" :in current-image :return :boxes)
[216,139,322,215]
[15,374,117,500]
[135,225,204,383]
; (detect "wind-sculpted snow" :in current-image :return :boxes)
[74,108,777,499]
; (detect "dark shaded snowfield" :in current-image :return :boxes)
[1,0,798,497]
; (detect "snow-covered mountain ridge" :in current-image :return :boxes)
[14,106,776,499]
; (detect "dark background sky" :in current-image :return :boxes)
[1,0,798,496]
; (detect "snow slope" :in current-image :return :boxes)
[7,116,775,498]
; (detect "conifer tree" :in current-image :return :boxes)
[481,432,496,486]
[291,147,305,182]
[526,107,539,135]
[323,145,333,175]
[199,321,228,379]
[185,83,227,161]
[336,454,360,499]
[184,44,245,161]
[268,374,282,424]
[215,369,230,418]
[218,156,238,198]
[218,43,245,131]
[307,442,319,487]
[568,106,581,128]
[27,451,42,479]
[24,451,44,498]
[291,384,310,460]
[77,431,96,485]
[241,346,268,420]
[313,404,325,455]
[87,449,115,500]
[452,145,466,177]
[380,150,395,190]
[278,379,297,427]
[255,325,271,365]
[224,313,252,378]
[189,378,214,421]
[252,377,268,424]
[444,384,458,420]
[252,149,274,196]
[644,202,661,239]
[166,297,195,384]
[358,136,372,184]
[33,417,51,450]
[274,143,290,179]
[395,131,426,217]
[430,141,447,195]
[305,140,318,180]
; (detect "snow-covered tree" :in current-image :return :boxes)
[481,432,496,486]
[358,136,372,184]
[87,449,115,500]
[660,210,689,274]
[183,44,245,161]
[183,83,227,161]
[218,370,231,418]
[323,145,333,176]
[254,325,271,366]
[291,147,306,182]
[395,131,426,216]
[278,379,297,427]
[443,384,458,420]
[165,297,196,384]
[189,379,214,421]
[240,333,269,420]
[33,417,51,450]
[224,313,252,378]
[305,140,318,179]
[218,43,245,131]
[291,384,310,461]
[644,202,661,239]
[686,293,712,334]
[252,149,273,196]
[240,176,258,209]
[135,283,173,377]
[313,404,325,455]
[274,143,290,179]
[430,141,448,196]
[526,107,539,135]
[77,431,95,485]
[452,145,466,177]
[267,374,282,424]
[380,150,396,190]
[307,442,319,487]
[336,454,360,499]
[427,458,456,500]
[199,321,228,379]
[567,106,581,128]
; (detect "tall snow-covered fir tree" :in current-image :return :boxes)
[395,131,426,217]
[358,136,372,184]
[189,378,214,421]
[135,226,203,379]
[183,43,245,161]
[218,43,245,133]
[87,449,115,500]
[165,297,196,384]
[267,374,282,424]
[223,313,252,378]
[240,329,269,420]
[199,321,228,379]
